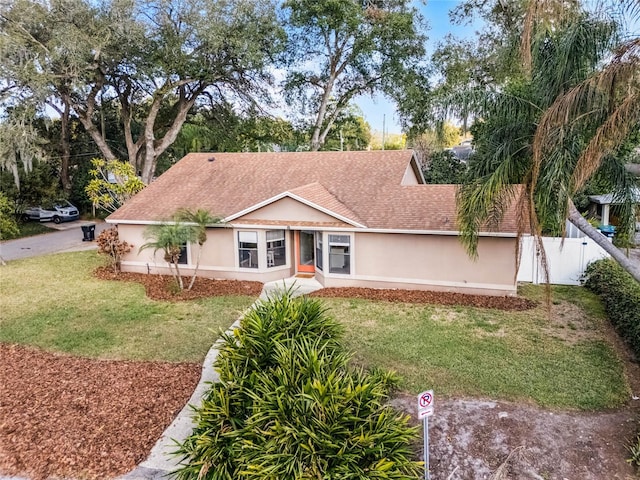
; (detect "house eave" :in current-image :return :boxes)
[224,191,367,228]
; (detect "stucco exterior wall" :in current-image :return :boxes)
[322,232,517,296]
[115,224,517,295]
[116,223,295,283]
[239,197,339,223]
[401,163,420,185]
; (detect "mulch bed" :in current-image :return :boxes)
[311,287,538,311]
[0,343,201,480]
[0,275,539,479]
[94,266,264,301]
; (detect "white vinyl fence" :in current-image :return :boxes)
[517,235,610,285]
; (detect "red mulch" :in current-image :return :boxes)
[0,274,538,479]
[0,343,201,480]
[311,287,537,311]
[94,266,264,301]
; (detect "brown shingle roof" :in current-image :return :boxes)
[108,150,519,234]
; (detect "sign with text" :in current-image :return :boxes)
[417,390,434,419]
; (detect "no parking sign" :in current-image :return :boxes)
[417,389,434,480]
[417,389,434,419]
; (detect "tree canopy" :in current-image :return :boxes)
[281,0,427,151]
[419,0,640,282]
[1,0,284,184]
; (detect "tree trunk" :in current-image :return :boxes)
[59,94,72,193]
[311,76,337,151]
[188,243,203,290]
[567,201,640,283]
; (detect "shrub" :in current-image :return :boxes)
[628,431,640,468]
[174,291,421,480]
[583,259,640,358]
[96,227,133,273]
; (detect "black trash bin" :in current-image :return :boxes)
[81,224,96,242]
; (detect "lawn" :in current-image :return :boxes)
[1,251,628,410]
[322,284,629,410]
[0,251,256,362]
[8,221,52,239]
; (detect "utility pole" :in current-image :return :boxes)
[382,114,386,151]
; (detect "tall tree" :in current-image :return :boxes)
[1,0,283,184]
[438,1,640,282]
[281,0,427,151]
[0,0,105,192]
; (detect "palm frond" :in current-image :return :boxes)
[572,91,640,191]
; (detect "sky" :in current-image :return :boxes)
[355,0,640,135]
[355,0,481,135]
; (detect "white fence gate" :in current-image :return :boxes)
[517,236,610,285]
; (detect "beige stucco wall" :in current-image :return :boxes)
[115,223,295,282]
[115,223,517,295]
[401,163,420,185]
[239,197,339,223]
[321,232,517,295]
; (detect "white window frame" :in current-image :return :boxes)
[266,229,287,268]
[237,231,259,269]
[234,229,292,272]
[315,231,324,271]
[327,232,353,276]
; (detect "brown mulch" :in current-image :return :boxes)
[0,343,201,480]
[311,287,538,311]
[0,274,539,479]
[94,266,264,301]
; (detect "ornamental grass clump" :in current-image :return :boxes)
[174,290,421,480]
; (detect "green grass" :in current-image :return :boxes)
[322,285,629,410]
[0,251,256,362]
[6,221,52,239]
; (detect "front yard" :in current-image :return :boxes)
[322,284,629,410]
[0,251,256,362]
[0,251,636,479]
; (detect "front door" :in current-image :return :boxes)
[296,230,315,273]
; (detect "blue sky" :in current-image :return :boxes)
[355,0,480,134]
[356,0,640,135]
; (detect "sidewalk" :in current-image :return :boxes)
[118,276,322,480]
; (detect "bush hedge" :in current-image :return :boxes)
[583,259,640,358]
[174,290,421,480]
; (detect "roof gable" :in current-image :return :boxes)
[106,151,519,234]
[228,188,366,228]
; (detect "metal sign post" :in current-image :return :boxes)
[417,390,434,480]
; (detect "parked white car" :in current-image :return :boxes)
[23,200,80,224]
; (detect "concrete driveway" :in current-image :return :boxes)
[0,220,109,262]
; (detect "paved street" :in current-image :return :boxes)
[0,220,109,262]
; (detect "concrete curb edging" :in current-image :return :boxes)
[118,277,322,480]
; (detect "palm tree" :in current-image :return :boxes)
[174,208,224,290]
[453,0,640,282]
[139,222,196,290]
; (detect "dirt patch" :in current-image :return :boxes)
[391,394,639,480]
[0,343,201,480]
[94,266,263,301]
[311,287,537,311]
[3,277,638,479]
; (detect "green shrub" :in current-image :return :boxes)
[174,291,421,480]
[628,432,640,468]
[583,259,640,358]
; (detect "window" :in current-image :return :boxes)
[266,230,286,268]
[315,233,323,270]
[328,234,350,274]
[238,231,258,268]
[177,244,188,264]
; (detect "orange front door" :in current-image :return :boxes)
[296,230,315,273]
